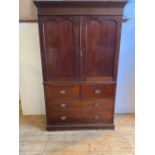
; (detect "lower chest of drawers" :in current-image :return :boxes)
[46,99,114,124]
[44,84,115,130]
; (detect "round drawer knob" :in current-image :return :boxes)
[94,115,100,120]
[60,116,67,120]
[94,103,100,107]
[60,90,66,95]
[94,89,101,95]
[60,103,66,108]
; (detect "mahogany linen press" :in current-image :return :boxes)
[34,0,127,130]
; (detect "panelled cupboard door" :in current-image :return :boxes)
[80,16,122,82]
[38,16,80,82]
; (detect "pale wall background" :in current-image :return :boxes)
[19,0,135,115]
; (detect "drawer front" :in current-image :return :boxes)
[44,84,80,99]
[81,84,115,99]
[47,111,113,124]
[47,99,114,112]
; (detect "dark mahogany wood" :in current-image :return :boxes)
[34,0,127,16]
[47,111,113,124]
[46,98,114,111]
[34,0,127,7]
[38,16,80,82]
[47,123,115,131]
[44,84,80,99]
[34,0,127,131]
[81,84,116,99]
[80,16,122,81]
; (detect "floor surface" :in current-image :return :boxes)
[20,114,135,155]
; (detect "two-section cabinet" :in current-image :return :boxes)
[34,0,127,130]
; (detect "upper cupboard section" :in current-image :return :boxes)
[38,16,121,83]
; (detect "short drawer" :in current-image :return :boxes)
[46,99,114,112]
[44,84,80,99]
[47,111,113,124]
[81,84,115,99]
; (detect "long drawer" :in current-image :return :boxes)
[46,99,114,112]
[81,84,116,99]
[44,84,80,99]
[47,111,113,124]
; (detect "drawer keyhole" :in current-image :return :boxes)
[60,103,66,108]
[60,116,67,120]
[60,90,66,95]
[94,89,101,95]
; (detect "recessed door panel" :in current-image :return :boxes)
[39,16,80,82]
[81,16,118,82]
